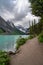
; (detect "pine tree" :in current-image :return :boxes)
[33,19,36,34]
[33,19,39,35]
[32,21,34,34]
[29,21,31,35]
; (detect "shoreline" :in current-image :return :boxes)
[10,37,43,65]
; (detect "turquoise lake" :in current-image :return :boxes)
[0,35,29,52]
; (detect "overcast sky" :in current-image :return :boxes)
[0,0,40,28]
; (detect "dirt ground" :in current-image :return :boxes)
[10,37,43,65]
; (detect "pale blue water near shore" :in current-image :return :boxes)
[0,35,29,52]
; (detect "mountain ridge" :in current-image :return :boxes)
[0,16,26,35]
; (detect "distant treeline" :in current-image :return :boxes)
[28,20,43,35]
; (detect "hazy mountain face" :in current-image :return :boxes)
[0,16,26,35]
[0,0,40,28]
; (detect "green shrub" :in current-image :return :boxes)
[38,32,43,43]
[0,51,10,65]
[16,37,27,50]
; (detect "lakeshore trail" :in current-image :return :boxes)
[10,37,43,65]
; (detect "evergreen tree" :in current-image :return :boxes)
[32,21,34,34]
[29,0,43,34]
[29,21,31,35]
[33,19,36,34]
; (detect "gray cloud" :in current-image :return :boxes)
[0,0,40,28]
[0,0,16,11]
[0,0,31,21]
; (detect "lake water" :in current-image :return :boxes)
[0,35,29,52]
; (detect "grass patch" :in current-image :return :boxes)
[38,32,43,43]
[0,51,10,65]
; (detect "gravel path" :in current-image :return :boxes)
[10,37,43,65]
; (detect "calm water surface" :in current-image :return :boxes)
[0,35,29,52]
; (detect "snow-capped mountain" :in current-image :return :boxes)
[0,16,26,35]
[16,25,29,33]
